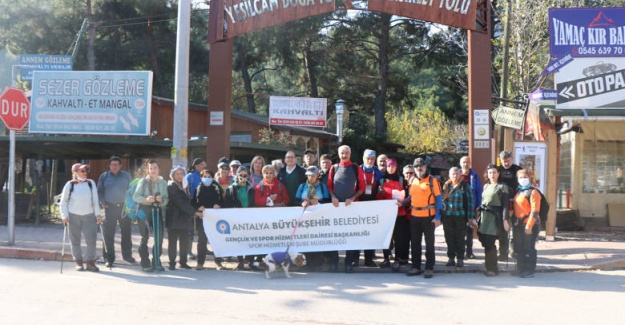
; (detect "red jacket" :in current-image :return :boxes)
[254,178,290,207]
[377,176,407,218]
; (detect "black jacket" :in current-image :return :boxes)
[193,182,223,210]
[223,184,255,208]
[166,182,195,230]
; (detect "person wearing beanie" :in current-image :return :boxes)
[356,149,385,267]
[60,163,102,272]
[185,158,206,262]
[166,165,203,270]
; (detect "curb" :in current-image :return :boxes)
[0,247,71,261]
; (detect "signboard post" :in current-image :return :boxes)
[0,87,31,245]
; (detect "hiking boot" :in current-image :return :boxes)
[456,259,464,267]
[406,268,422,276]
[85,260,99,272]
[391,261,400,272]
[75,260,84,271]
[179,263,192,269]
[424,269,434,278]
[364,260,377,267]
[142,267,154,273]
[379,259,391,268]
[445,259,455,267]
[484,270,497,277]
[123,257,137,264]
[466,253,476,259]
[187,253,197,261]
[168,264,176,271]
[195,265,205,271]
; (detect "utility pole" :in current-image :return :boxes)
[172,0,191,168]
[86,0,96,70]
[498,0,514,156]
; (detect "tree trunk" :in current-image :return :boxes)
[375,14,391,135]
[86,0,96,70]
[147,17,164,96]
[303,40,319,98]
[238,45,255,113]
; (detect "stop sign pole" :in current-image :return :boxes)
[0,87,31,246]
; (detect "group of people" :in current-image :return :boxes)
[59,148,542,279]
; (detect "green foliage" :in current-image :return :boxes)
[257,127,295,148]
[386,106,456,155]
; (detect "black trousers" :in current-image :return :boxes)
[137,206,164,268]
[409,217,435,270]
[102,203,133,263]
[465,225,474,256]
[478,233,498,273]
[168,228,190,266]
[497,221,509,257]
[443,217,466,260]
[383,216,410,261]
[513,221,539,273]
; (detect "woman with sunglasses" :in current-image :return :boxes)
[60,163,103,272]
[223,166,255,270]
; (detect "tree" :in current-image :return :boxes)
[386,106,456,154]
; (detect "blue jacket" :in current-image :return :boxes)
[185,170,202,198]
[467,168,483,208]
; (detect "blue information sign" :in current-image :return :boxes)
[550,7,625,60]
[29,71,153,136]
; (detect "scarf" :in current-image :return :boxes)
[306,180,320,200]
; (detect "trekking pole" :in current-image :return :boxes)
[155,203,161,272]
[99,222,112,270]
[151,205,157,274]
[60,224,68,274]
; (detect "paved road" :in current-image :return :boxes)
[1,258,624,324]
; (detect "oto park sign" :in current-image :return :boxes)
[0,87,31,131]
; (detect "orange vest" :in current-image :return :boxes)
[409,175,441,217]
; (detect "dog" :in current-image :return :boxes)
[257,250,306,279]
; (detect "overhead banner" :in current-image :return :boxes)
[269,96,327,127]
[555,58,625,109]
[30,71,153,135]
[210,0,336,42]
[363,0,478,31]
[202,200,398,257]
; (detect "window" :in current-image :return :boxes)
[230,132,252,143]
[582,140,625,193]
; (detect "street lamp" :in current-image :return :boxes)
[335,99,345,143]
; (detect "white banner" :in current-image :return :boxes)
[203,200,398,257]
[269,96,327,127]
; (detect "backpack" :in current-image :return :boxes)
[123,178,142,221]
[525,187,550,225]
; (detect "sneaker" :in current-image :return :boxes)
[105,261,114,268]
[406,268,422,276]
[187,253,197,261]
[75,265,85,272]
[424,269,434,278]
[196,265,205,271]
[168,265,176,271]
[179,263,192,269]
[466,253,476,259]
[142,267,154,273]
[123,257,137,264]
[520,271,535,278]
[391,261,400,272]
[445,259,455,267]
[85,264,100,272]
[215,262,225,271]
[379,260,391,268]
[456,259,464,267]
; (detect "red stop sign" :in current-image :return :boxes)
[0,87,31,131]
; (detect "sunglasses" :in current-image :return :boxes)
[238,174,249,178]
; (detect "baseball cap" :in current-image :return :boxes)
[71,163,90,172]
[217,162,230,169]
[305,166,320,176]
[304,149,317,155]
[230,160,241,167]
[413,157,426,167]
[364,149,376,158]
